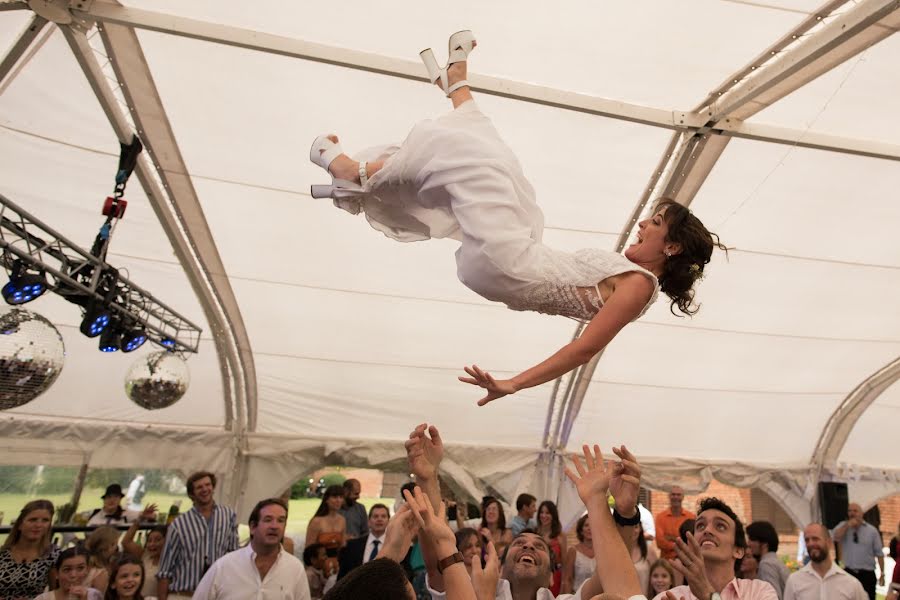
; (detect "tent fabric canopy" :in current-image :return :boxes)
[0,0,898,522]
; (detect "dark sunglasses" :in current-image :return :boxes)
[853,531,859,543]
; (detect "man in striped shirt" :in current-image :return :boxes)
[157,471,239,600]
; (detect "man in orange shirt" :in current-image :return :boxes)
[655,485,696,560]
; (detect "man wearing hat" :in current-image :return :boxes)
[87,483,143,526]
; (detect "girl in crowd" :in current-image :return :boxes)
[104,554,145,600]
[632,522,658,595]
[84,526,119,594]
[536,500,566,595]
[478,499,512,558]
[0,499,59,599]
[121,508,166,599]
[309,30,726,406]
[33,546,102,600]
[562,514,595,593]
[453,528,483,574]
[306,485,347,576]
[648,558,676,598]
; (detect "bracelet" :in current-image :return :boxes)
[612,508,641,526]
[437,551,465,573]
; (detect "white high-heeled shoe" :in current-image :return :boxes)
[419,30,476,97]
[308,134,368,199]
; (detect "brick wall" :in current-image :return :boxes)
[649,481,752,524]
[650,481,794,555]
[647,483,900,556]
[877,494,900,546]
[309,467,385,497]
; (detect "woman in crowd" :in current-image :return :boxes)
[104,554,145,600]
[648,558,676,598]
[737,551,759,579]
[83,526,119,594]
[306,485,347,575]
[632,522,658,595]
[561,514,595,593]
[0,499,59,599]
[33,546,102,600]
[478,499,512,557]
[121,507,166,599]
[454,527,483,574]
[535,500,566,595]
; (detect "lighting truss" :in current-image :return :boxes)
[0,192,202,354]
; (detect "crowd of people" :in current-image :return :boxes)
[0,426,896,600]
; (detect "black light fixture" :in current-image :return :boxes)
[80,303,111,338]
[2,261,48,305]
[98,326,122,353]
[157,336,177,351]
[121,326,147,353]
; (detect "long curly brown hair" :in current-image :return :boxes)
[656,199,728,316]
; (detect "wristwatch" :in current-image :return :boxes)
[437,551,465,573]
[612,508,641,526]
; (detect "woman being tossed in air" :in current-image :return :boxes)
[309,31,726,406]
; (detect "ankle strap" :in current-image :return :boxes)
[445,80,468,97]
[358,161,368,187]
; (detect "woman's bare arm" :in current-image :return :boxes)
[561,547,576,594]
[462,272,654,405]
[122,521,145,558]
[305,518,320,547]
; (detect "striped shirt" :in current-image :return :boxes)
[157,503,238,592]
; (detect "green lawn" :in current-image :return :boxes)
[0,491,394,546]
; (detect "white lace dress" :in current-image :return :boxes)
[334,101,659,321]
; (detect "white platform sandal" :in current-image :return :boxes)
[419,30,476,97]
[309,134,367,199]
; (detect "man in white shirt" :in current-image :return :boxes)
[784,523,867,600]
[193,498,310,600]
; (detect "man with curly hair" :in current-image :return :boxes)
[652,497,777,600]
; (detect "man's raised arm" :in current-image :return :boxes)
[565,444,643,600]
[405,423,447,592]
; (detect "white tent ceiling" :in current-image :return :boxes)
[0,0,898,521]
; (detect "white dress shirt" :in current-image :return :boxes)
[639,504,656,538]
[784,562,868,600]
[193,543,311,600]
[426,576,636,600]
[364,532,386,564]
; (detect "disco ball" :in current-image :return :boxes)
[125,350,189,410]
[0,309,65,410]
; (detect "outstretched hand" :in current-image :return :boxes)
[458,365,518,406]
[405,423,444,481]
[404,486,456,550]
[471,541,500,600]
[671,532,715,600]
[378,503,420,562]
[140,503,158,522]
[607,445,641,516]
[564,444,612,505]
